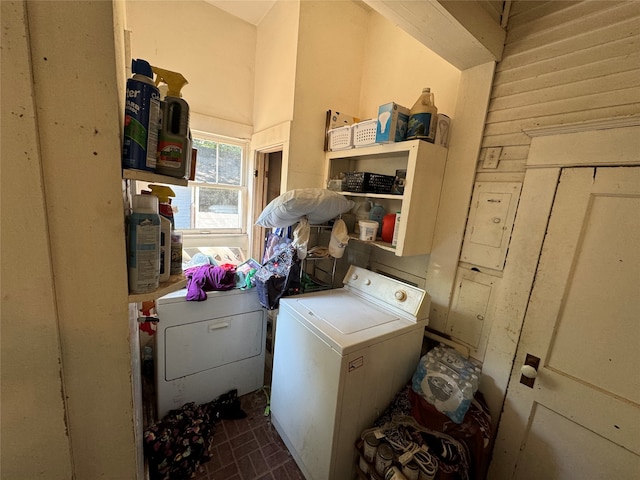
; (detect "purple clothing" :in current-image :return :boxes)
[185,265,236,301]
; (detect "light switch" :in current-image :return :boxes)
[482,147,502,169]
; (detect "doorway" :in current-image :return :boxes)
[251,148,282,261]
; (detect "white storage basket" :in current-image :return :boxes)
[328,125,353,151]
[352,119,378,147]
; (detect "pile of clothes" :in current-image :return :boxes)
[144,389,246,480]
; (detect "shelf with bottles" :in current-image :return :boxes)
[326,140,447,257]
[127,274,187,303]
[123,169,188,303]
[122,168,188,187]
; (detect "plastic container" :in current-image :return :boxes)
[328,125,353,151]
[122,59,161,171]
[353,200,372,234]
[369,203,385,236]
[392,212,401,247]
[128,194,161,294]
[358,220,378,241]
[152,67,191,178]
[170,231,183,275]
[381,213,396,243]
[148,185,175,227]
[352,119,378,147]
[159,215,171,283]
[406,88,438,143]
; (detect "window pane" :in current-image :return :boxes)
[172,185,193,229]
[192,138,242,186]
[218,143,242,186]
[196,187,240,229]
[192,138,218,184]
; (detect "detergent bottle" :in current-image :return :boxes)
[122,59,161,171]
[406,87,438,143]
[368,203,385,236]
[152,66,192,179]
[148,185,176,282]
[128,194,161,293]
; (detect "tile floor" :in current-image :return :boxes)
[191,387,305,480]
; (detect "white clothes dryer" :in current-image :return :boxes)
[155,288,266,419]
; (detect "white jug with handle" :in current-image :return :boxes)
[353,200,372,234]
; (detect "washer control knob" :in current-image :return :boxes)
[365,279,371,286]
[395,290,407,302]
[351,274,358,281]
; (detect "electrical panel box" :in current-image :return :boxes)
[460,182,522,270]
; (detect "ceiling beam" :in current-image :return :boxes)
[364,0,506,70]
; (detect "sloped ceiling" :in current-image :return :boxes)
[203,0,277,25]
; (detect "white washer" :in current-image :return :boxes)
[155,288,266,419]
[270,265,429,480]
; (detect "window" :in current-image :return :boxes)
[138,131,251,266]
[174,133,246,232]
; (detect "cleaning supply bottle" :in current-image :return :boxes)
[148,185,176,282]
[122,59,161,171]
[148,185,175,227]
[368,203,385,236]
[152,66,191,179]
[353,200,372,234]
[406,88,438,143]
[170,231,183,276]
[128,194,161,293]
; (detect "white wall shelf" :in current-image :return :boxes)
[326,140,448,256]
[123,168,189,187]
[123,169,189,302]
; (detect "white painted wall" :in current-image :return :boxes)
[1,0,137,478]
[126,0,256,137]
[359,11,460,120]
[2,2,74,477]
[253,0,299,132]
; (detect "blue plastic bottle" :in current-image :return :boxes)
[122,59,161,171]
[368,203,385,236]
[128,194,161,293]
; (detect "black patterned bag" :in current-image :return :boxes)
[255,243,300,309]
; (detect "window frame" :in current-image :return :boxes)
[179,130,252,258]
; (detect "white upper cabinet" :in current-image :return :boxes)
[326,140,447,257]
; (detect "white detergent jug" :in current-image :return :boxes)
[353,200,372,234]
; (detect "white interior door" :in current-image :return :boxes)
[490,166,640,479]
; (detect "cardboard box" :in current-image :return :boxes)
[375,102,410,143]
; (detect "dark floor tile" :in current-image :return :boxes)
[254,473,275,480]
[209,462,240,480]
[248,448,268,473]
[234,437,260,459]
[229,430,254,448]
[237,455,257,479]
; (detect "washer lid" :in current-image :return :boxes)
[298,292,396,334]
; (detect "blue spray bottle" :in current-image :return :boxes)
[122,59,161,171]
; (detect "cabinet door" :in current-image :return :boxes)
[460,182,521,270]
[445,267,497,361]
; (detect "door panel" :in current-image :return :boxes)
[490,167,640,479]
[517,404,638,480]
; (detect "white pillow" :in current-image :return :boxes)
[256,188,355,228]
